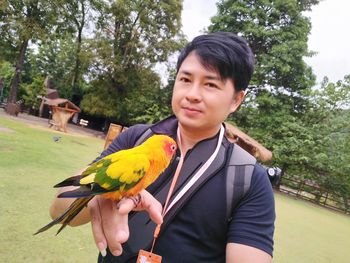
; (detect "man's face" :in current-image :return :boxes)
[172,52,244,134]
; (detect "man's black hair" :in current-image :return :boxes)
[176,32,255,91]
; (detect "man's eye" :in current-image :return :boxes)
[206,83,219,89]
[179,77,190,82]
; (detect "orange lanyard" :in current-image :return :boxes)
[149,129,184,253]
[149,125,225,253]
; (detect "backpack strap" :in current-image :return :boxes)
[134,128,154,146]
[134,128,257,223]
[226,143,256,222]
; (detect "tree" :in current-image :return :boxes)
[0,61,14,103]
[208,0,323,180]
[26,35,91,100]
[56,0,102,101]
[300,76,350,199]
[231,90,312,176]
[20,74,46,112]
[0,1,59,112]
[209,0,318,100]
[232,75,350,207]
[80,0,184,123]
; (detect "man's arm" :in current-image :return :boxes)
[226,243,272,263]
[50,185,163,257]
[226,164,275,260]
[49,185,91,227]
[89,190,163,256]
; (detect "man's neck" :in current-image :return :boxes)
[177,124,221,155]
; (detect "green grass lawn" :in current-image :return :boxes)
[274,193,350,262]
[1,116,349,262]
[0,116,104,262]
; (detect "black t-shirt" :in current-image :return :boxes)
[97,117,275,262]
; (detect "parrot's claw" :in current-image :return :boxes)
[126,193,142,208]
[130,193,142,207]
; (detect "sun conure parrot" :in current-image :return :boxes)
[34,134,177,235]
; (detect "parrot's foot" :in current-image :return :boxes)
[127,193,142,208]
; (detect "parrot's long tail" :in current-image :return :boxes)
[34,196,93,235]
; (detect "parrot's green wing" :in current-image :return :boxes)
[85,150,151,194]
[55,149,151,198]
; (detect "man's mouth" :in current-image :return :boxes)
[182,106,202,113]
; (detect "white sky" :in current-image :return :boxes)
[182,0,350,85]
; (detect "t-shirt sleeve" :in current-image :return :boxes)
[227,163,275,256]
[91,124,150,163]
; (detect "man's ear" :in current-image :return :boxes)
[230,90,245,113]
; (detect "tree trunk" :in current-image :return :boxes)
[71,29,82,95]
[71,0,85,97]
[0,78,4,102]
[8,39,29,104]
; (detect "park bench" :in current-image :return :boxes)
[79,119,89,127]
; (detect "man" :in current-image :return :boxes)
[50,32,275,262]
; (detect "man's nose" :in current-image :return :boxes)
[185,83,202,102]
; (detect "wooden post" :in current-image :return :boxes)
[104,123,123,149]
[297,181,304,197]
[324,192,329,205]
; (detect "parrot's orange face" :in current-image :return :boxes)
[163,137,177,159]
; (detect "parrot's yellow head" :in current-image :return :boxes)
[144,135,177,160]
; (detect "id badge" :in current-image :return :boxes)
[136,249,162,263]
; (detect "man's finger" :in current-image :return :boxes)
[140,191,163,224]
[89,198,107,257]
[118,190,164,224]
[99,198,126,256]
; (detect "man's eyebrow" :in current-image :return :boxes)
[179,70,221,80]
[178,70,192,76]
[206,75,220,81]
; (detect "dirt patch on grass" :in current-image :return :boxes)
[0,108,105,139]
[0,125,14,133]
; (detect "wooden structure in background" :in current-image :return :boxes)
[225,122,272,162]
[104,122,272,162]
[44,98,80,132]
[104,124,123,149]
[104,124,128,149]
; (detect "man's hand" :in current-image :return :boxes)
[88,190,163,257]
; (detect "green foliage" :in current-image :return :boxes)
[20,75,46,110]
[231,92,312,175]
[1,0,183,118]
[209,0,318,96]
[210,0,321,180]
[80,0,184,122]
[0,61,14,102]
[127,83,173,124]
[131,103,171,124]
[81,66,173,126]
[232,75,350,197]
[55,0,102,97]
[208,0,349,196]
[26,36,85,99]
[0,0,61,103]
[299,76,350,197]
[0,1,58,44]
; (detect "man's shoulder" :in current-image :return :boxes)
[119,124,152,147]
[126,124,152,137]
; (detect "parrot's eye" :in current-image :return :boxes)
[171,145,177,151]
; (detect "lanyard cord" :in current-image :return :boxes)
[150,127,184,253]
[149,125,225,253]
